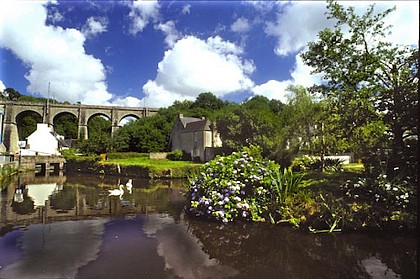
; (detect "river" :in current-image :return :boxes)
[0,172,417,278]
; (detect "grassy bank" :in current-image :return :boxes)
[64,152,201,178]
[103,156,201,178]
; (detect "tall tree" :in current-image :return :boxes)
[1,87,21,100]
[301,0,418,180]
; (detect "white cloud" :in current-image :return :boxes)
[290,54,324,88]
[142,36,255,107]
[155,20,180,48]
[0,80,6,92]
[265,1,330,57]
[252,52,324,103]
[254,1,418,103]
[82,16,109,38]
[265,1,418,57]
[252,80,291,103]
[112,96,143,107]
[231,17,250,33]
[47,5,64,24]
[0,1,112,105]
[128,0,160,35]
[377,1,419,46]
[182,4,191,15]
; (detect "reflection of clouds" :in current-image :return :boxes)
[26,183,58,207]
[0,219,107,279]
[361,256,400,279]
[144,214,239,279]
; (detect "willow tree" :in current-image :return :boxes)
[301,0,418,181]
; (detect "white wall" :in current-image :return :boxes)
[25,124,60,156]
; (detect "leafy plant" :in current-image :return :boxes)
[271,168,302,204]
[167,149,184,161]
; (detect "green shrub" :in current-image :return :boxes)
[186,145,303,224]
[167,149,184,161]
[61,148,77,159]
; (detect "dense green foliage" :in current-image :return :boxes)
[113,114,173,153]
[54,113,78,139]
[77,116,112,154]
[15,111,42,140]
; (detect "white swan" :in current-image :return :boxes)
[108,184,124,196]
[126,179,133,194]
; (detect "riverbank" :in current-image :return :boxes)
[65,156,201,179]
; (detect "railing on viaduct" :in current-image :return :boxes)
[0,101,158,153]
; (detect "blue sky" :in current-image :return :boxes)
[0,1,418,108]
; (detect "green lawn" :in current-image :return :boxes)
[104,157,201,170]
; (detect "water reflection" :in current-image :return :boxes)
[1,172,186,226]
[0,219,107,279]
[0,173,417,279]
[144,214,239,278]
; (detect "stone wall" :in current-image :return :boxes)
[149,152,167,160]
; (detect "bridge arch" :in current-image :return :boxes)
[53,112,78,140]
[117,113,140,126]
[16,110,43,140]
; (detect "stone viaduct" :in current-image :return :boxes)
[0,101,158,153]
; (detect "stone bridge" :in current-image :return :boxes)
[0,101,158,153]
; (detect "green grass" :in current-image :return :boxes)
[342,163,364,172]
[104,156,200,170]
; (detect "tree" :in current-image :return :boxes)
[1,87,21,100]
[113,114,173,153]
[190,92,225,111]
[301,0,418,180]
[16,112,42,140]
[216,101,281,158]
[77,116,111,154]
[54,113,78,139]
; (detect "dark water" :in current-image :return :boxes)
[0,172,417,279]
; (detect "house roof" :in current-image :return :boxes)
[183,119,211,133]
[180,116,202,128]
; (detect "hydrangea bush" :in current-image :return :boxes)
[186,145,301,223]
[337,172,417,229]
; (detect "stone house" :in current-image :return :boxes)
[169,114,222,161]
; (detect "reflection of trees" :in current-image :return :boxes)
[132,188,171,212]
[11,193,36,215]
[50,186,77,211]
[81,187,105,209]
[186,220,417,278]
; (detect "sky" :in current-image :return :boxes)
[0,0,418,108]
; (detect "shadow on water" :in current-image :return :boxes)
[0,172,417,279]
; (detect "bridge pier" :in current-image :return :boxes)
[2,103,19,153]
[78,125,88,140]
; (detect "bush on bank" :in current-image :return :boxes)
[185,145,303,224]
